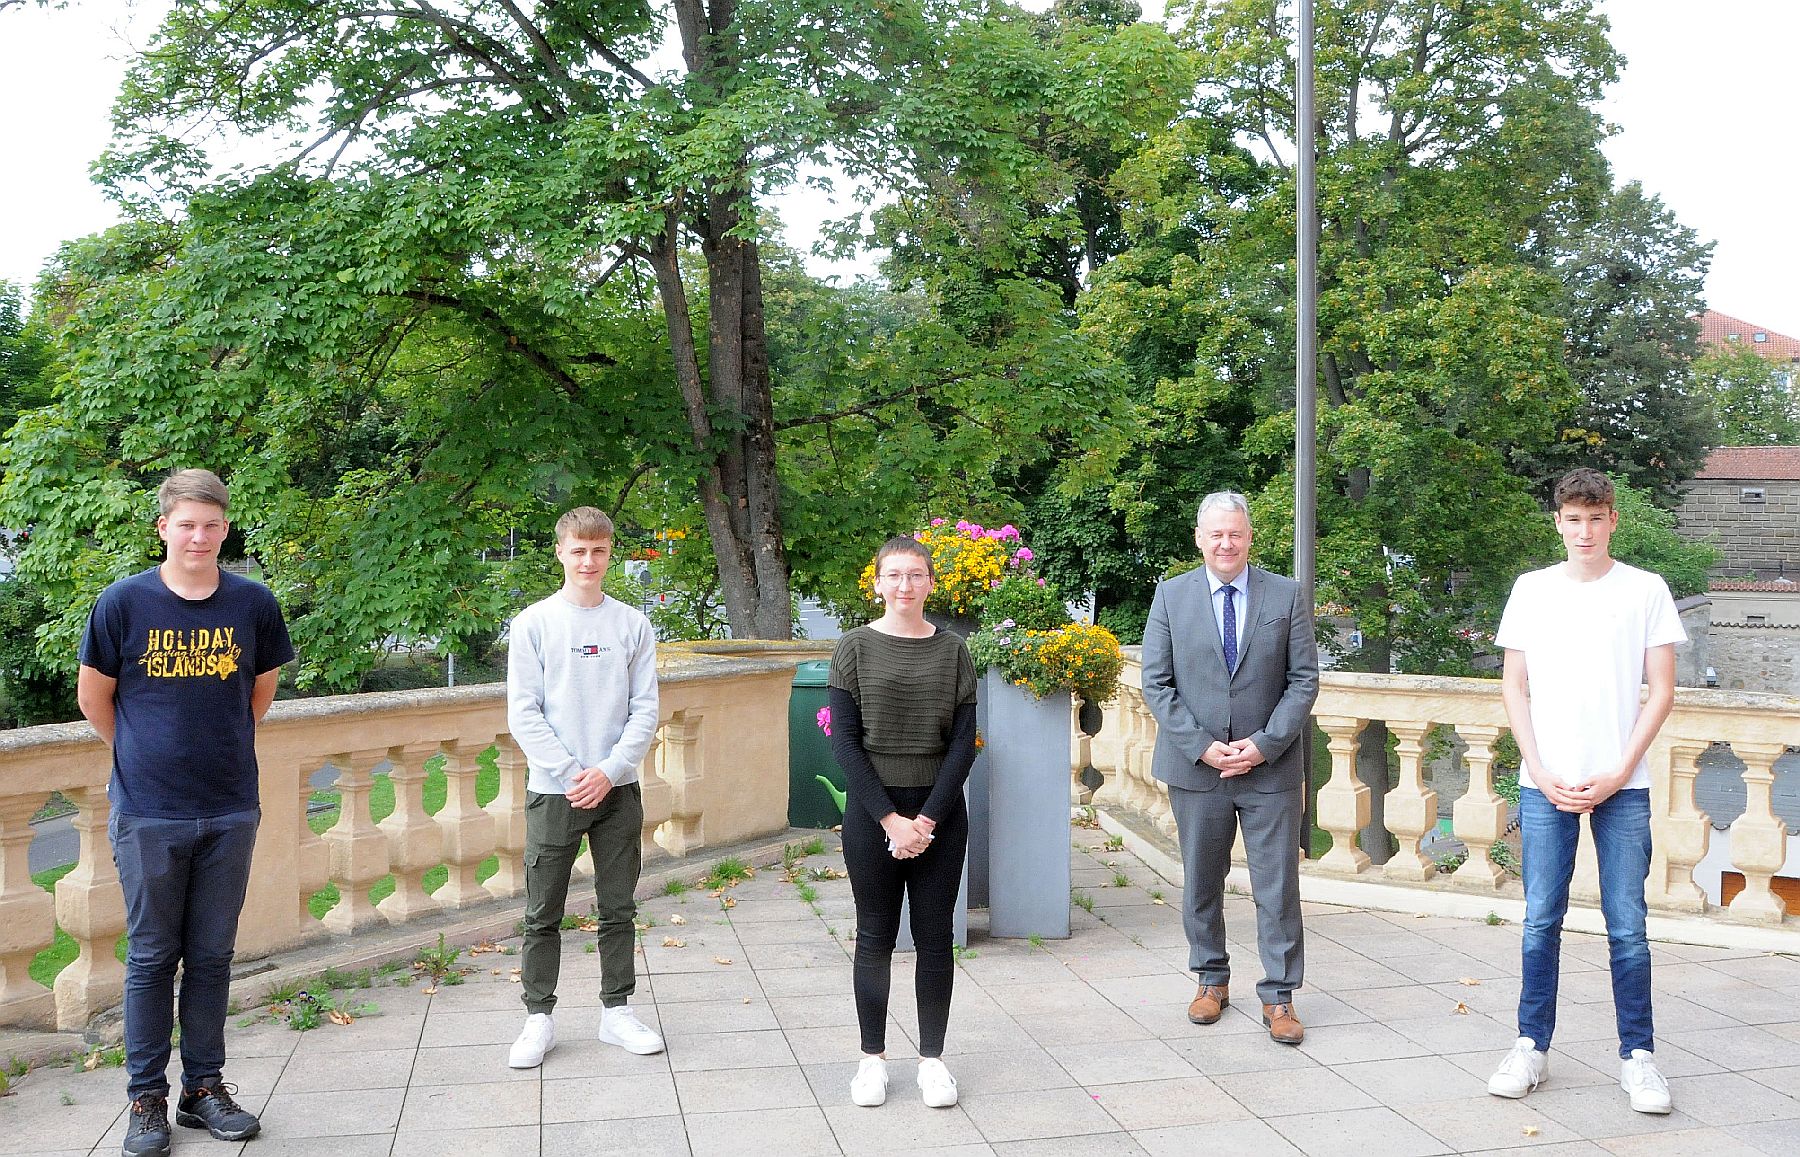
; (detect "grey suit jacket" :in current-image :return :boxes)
[1139,565,1320,793]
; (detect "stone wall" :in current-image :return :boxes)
[1709,625,1800,696]
[1676,478,1800,576]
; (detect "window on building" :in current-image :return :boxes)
[1754,332,1768,343]
[1741,487,1767,503]
[1727,332,1741,341]
[1747,614,1767,625]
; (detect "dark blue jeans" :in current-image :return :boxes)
[1518,787,1653,1058]
[109,808,260,1099]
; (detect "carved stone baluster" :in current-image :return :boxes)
[295,764,330,928]
[484,737,528,900]
[1452,725,1508,889]
[1727,742,1790,924]
[638,731,670,863]
[1649,740,1710,913]
[322,750,390,934]
[435,740,497,909]
[1313,715,1371,874]
[0,795,55,1026]
[655,712,704,857]
[1383,720,1438,881]
[51,787,125,1030]
[377,742,444,924]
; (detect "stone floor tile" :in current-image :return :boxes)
[1045,1038,1197,1087]
[0,1091,124,1157]
[1295,1021,1432,1066]
[684,1106,841,1157]
[1726,1117,1800,1156]
[1304,954,1414,990]
[1594,1126,1770,1155]
[1556,1037,1722,1080]
[1460,1145,1610,1156]
[1663,1026,1800,1071]
[821,1096,987,1153]
[390,1124,540,1157]
[537,1034,674,1079]
[228,1138,394,1156]
[725,898,818,924]
[734,919,838,946]
[1270,1105,1453,1157]
[988,1134,1148,1155]
[743,942,853,970]
[270,1046,413,1093]
[1334,1055,1490,1106]
[1135,1118,1305,1156]
[1441,1047,1616,1090]
[285,1011,427,1053]
[398,1075,540,1131]
[644,940,750,976]
[769,993,861,1030]
[1663,1072,1800,1126]
[667,1028,797,1072]
[649,967,765,1004]
[1525,1083,1706,1139]
[674,1063,817,1114]
[1386,1006,1517,1055]
[422,975,533,1010]
[544,1069,679,1121]
[1699,955,1800,989]
[412,1007,525,1050]
[256,1087,407,1138]
[1740,1064,1800,1096]
[654,996,779,1037]
[959,1086,1122,1143]
[1019,1005,1157,1049]
[1396,1093,1582,1149]
[1428,974,1525,1016]
[755,964,854,999]
[784,1020,917,1065]
[1341,982,1469,1022]
[1055,949,1181,983]
[1168,1028,1323,1076]
[541,1113,694,1156]
[1088,1074,1250,1130]
[1211,1064,1377,1118]
[1384,950,1517,985]
[954,952,1079,987]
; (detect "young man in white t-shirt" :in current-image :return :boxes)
[1486,468,1685,1114]
[504,507,664,1068]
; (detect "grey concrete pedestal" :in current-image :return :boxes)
[984,668,1072,939]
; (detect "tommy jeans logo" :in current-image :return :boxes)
[571,644,612,657]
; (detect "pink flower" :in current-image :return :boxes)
[1014,547,1033,563]
[998,524,1021,541]
[816,706,832,737]
[930,518,946,527]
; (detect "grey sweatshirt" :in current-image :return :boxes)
[506,591,660,795]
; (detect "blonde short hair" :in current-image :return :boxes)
[555,506,615,543]
[157,469,229,516]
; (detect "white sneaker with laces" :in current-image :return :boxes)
[917,1058,958,1108]
[1620,1049,1672,1114]
[508,1012,556,1069]
[1487,1037,1548,1098]
[598,1005,665,1055]
[850,1056,889,1107]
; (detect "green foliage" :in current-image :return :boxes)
[0,577,79,725]
[700,857,752,891]
[1692,344,1800,446]
[1607,476,1718,599]
[412,933,466,987]
[0,281,52,435]
[982,573,1068,632]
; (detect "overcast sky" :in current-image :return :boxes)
[3,1,1797,335]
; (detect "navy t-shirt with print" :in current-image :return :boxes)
[79,567,295,819]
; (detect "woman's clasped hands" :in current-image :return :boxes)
[880,811,936,859]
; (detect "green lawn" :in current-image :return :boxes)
[31,746,505,986]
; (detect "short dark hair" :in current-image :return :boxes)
[1553,468,1614,511]
[157,469,229,516]
[874,536,934,578]
[554,507,614,543]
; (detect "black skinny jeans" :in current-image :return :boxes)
[842,782,968,1058]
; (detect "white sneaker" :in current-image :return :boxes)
[508,1012,555,1069]
[598,1005,665,1055]
[917,1058,958,1108]
[850,1056,888,1107]
[1621,1049,1672,1114]
[1487,1037,1548,1098]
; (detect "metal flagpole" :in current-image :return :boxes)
[1296,0,1320,855]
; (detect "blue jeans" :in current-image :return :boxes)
[1518,787,1653,1058]
[109,808,260,1099]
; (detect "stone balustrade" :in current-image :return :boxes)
[1084,650,1799,930]
[0,644,826,1032]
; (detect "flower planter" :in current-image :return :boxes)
[983,667,1072,939]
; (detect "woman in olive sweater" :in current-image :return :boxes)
[828,535,979,1109]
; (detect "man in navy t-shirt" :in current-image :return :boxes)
[78,469,293,1157]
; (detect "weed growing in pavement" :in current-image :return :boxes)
[1028,935,1044,948]
[1102,834,1124,852]
[413,934,467,987]
[1111,872,1131,888]
[701,858,753,890]
[1485,911,1504,926]
[1072,890,1095,913]
[796,883,819,905]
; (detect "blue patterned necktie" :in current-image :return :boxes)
[1222,583,1238,673]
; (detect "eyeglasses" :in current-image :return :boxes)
[879,571,931,586]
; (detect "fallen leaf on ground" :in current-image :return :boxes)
[1522,1125,1539,1137]
[328,1009,355,1026]
[714,956,734,965]
[469,938,499,954]
[1453,1001,1469,1015]
[1412,912,1428,919]
[1151,897,1166,905]
[662,937,687,948]
[492,968,504,976]
[669,913,687,925]
[508,975,522,984]
[421,986,438,996]
[720,895,737,909]
[1457,977,1482,986]
[510,967,522,975]
[83,1051,100,1071]
[742,997,751,1005]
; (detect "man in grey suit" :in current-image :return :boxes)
[1141,491,1320,1044]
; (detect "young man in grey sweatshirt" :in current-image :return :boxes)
[506,506,663,1068]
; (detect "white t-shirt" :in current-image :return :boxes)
[1494,561,1686,790]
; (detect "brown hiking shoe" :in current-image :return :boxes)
[1262,1001,1304,1044]
[1187,983,1229,1024]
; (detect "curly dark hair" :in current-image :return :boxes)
[1552,468,1614,511]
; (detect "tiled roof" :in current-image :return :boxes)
[1693,445,1800,480]
[1697,310,1800,361]
[1711,579,1800,593]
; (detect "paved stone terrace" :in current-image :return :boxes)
[5,825,1799,1156]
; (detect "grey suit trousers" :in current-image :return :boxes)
[1168,776,1304,1004]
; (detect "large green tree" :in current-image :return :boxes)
[1692,344,1800,445]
